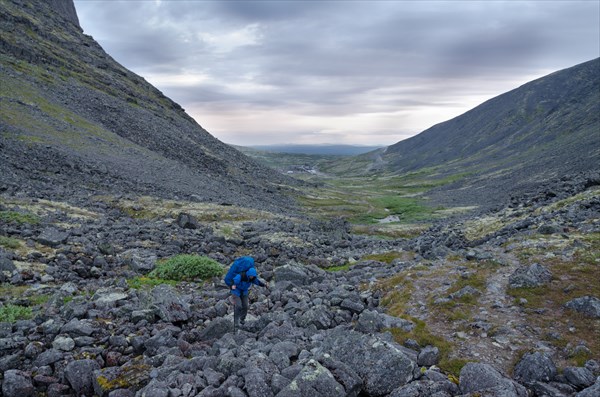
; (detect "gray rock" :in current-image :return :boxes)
[60,318,95,336]
[448,286,480,300]
[144,329,177,356]
[529,381,571,397]
[274,263,325,286]
[120,248,157,273]
[199,317,233,340]
[93,288,128,308]
[52,335,75,351]
[564,296,600,318]
[297,305,334,329]
[243,368,274,397]
[33,348,63,367]
[340,297,365,314]
[0,353,21,373]
[93,360,151,396]
[354,309,414,334]
[135,379,168,397]
[513,351,557,384]
[563,366,595,389]
[176,213,199,229]
[538,224,563,234]
[65,359,101,396]
[508,263,552,288]
[0,253,17,273]
[37,227,70,247]
[2,369,34,397]
[317,327,415,395]
[276,359,345,397]
[151,284,191,323]
[459,363,527,397]
[417,345,440,367]
[576,378,600,397]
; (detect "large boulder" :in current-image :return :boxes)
[508,263,552,288]
[563,366,596,390]
[2,369,34,397]
[274,263,325,286]
[93,359,151,397]
[65,359,101,396]
[296,305,334,330]
[513,351,557,384]
[120,248,157,273]
[317,327,415,396]
[576,378,600,397]
[276,359,345,397]
[151,284,191,323]
[36,227,70,247]
[176,212,199,229]
[564,296,600,318]
[354,309,414,334]
[459,363,527,397]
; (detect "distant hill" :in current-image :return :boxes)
[244,144,383,156]
[0,0,298,211]
[329,58,600,207]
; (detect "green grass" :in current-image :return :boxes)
[0,210,40,225]
[362,251,406,264]
[0,236,21,249]
[127,276,178,289]
[0,304,33,323]
[387,318,468,376]
[325,264,350,272]
[148,255,224,281]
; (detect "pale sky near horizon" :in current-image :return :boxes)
[73,0,599,146]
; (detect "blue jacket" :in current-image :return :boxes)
[231,267,264,297]
[224,256,255,287]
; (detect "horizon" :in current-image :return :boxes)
[74,0,599,146]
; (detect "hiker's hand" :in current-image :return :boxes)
[231,285,236,290]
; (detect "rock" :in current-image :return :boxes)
[144,329,177,356]
[576,378,600,396]
[459,362,527,397]
[513,351,557,384]
[243,368,274,397]
[296,305,334,329]
[120,248,157,273]
[94,288,128,308]
[65,359,101,396]
[93,359,151,396]
[563,366,595,390]
[176,213,199,229]
[2,369,34,397]
[508,263,552,288]
[417,345,440,367]
[339,297,365,314]
[448,286,480,300]
[317,328,415,396]
[564,296,600,318]
[0,253,17,273]
[274,263,325,286]
[52,335,75,351]
[199,317,233,340]
[538,224,563,234]
[276,359,345,397]
[33,349,63,367]
[354,309,414,334]
[60,318,95,336]
[151,284,191,323]
[37,227,70,247]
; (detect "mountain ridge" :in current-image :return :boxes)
[0,0,299,212]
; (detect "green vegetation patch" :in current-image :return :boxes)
[362,251,408,264]
[387,318,468,377]
[148,255,224,281]
[0,236,21,249]
[127,276,178,289]
[325,264,350,272]
[0,304,33,323]
[0,210,40,225]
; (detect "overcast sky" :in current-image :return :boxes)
[73,0,599,146]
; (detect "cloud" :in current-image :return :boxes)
[74,0,600,146]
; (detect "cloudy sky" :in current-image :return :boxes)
[73,0,599,146]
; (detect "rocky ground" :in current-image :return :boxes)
[0,172,599,397]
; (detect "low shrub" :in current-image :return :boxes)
[0,304,33,322]
[0,236,21,249]
[128,276,178,289]
[0,210,40,225]
[149,255,224,281]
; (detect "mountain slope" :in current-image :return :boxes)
[343,58,599,207]
[0,0,298,211]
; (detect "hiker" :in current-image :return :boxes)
[224,256,267,330]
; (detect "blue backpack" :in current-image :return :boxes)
[224,256,255,287]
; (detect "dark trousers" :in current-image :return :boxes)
[230,294,249,327]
